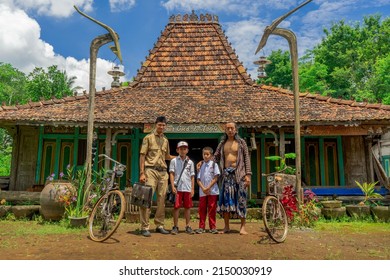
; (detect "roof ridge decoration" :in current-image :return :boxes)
[168,10,219,24]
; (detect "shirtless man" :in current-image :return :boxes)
[214,122,252,235]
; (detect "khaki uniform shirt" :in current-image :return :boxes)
[140,131,170,169]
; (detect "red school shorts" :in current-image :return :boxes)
[174,191,193,209]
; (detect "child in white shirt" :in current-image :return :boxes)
[196,146,220,234]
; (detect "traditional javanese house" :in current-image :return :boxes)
[0,12,389,199]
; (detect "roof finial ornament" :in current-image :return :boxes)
[190,10,198,21]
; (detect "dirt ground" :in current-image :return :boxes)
[1,218,390,260]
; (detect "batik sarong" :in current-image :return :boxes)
[217,167,247,218]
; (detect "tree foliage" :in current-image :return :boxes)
[0,63,27,106]
[0,64,77,105]
[0,64,76,175]
[311,14,390,103]
[257,50,292,88]
[25,65,76,102]
[256,14,390,104]
[0,128,12,176]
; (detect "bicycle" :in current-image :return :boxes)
[261,170,288,243]
[88,154,126,242]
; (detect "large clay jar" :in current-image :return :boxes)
[40,180,73,221]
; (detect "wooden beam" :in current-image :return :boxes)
[303,125,385,136]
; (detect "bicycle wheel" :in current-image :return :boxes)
[262,195,288,243]
[88,190,125,242]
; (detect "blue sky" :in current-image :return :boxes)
[0,0,389,92]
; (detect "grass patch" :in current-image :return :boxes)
[0,219,86,236]
[314,220,390,233]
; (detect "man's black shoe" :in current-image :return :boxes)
[156,227,170,234]
[141,230,151,237]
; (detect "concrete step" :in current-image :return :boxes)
[0,205,40,219]
[0,191,41,205]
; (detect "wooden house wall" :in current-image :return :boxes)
[10,126,39,191]
[342,136,368,186]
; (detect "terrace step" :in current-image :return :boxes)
[0,205,40,219]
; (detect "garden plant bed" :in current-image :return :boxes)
[0,218,389,260]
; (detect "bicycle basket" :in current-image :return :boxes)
[267,174,285,198]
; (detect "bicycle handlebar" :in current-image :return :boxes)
[261,167,288,177]
[98,154,123,166]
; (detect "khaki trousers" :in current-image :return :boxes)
[140,168,168,230]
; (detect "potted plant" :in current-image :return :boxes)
[66,205,90,227]
[41,165,102,226]
[355,182,390,222]
[320,197,346,219]
[265,152,296,175]
[346,181,383,219]
[63,166,104,227]
[321,199,343,208]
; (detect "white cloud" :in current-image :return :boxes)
[161,0,299,15]
[9,0,93,18]
[109,0,136,13]
[0,3,124,93]
[298,0,383,57]
[224,19,265,79]
[65,57,119,92]
[305,1,352,25]
[224,18,292,79]
[161,0,297,17]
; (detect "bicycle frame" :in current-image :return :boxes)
[98,154,126,192]
[261,170,289,243]
[88,154,126,242]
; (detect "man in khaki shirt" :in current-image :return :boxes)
[139,116,175,237]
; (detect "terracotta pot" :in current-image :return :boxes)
[39,180,74,221]
[371,206,390,222]
[321,200,342,208]
[69,216,88,228]
[346,204,371,218]
[321,206,346,219]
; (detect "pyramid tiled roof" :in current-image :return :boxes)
[132,13,253,88]
[0,11,389,128]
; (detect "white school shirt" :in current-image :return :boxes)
[197,160,220,197]
[169,157,195,192]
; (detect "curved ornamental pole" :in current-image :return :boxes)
[74,6,123,189]
[255,0,312,203]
